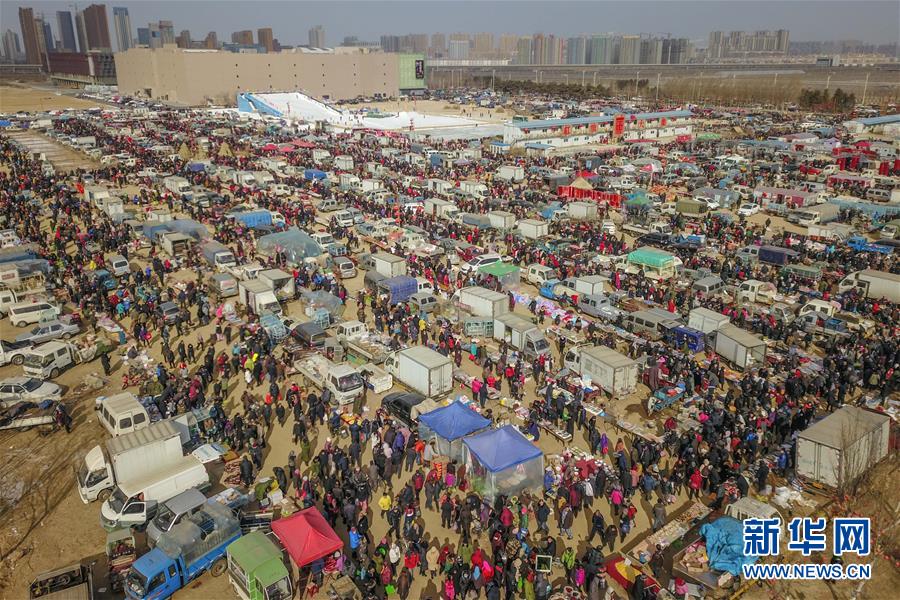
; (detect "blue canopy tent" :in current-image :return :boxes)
[462,425,543,500]
[418,401,491,460]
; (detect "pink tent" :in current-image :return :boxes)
[271,507,343,567]
[261,143,278,151]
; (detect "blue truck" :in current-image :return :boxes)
[124,502,241,600]
[847,236,893,255]
[230,209,273,229]
[377,275,418,305]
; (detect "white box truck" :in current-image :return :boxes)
[567,201,598,220]
[796,406,890,489]
[257,268,295,301]
[99,455,210,530]
[837,270,900,303]
[487,210,516,230]
[293,354,364,406]
[423,197,460,221]
[163,176,191,197]
[238,279,282,316]
[77,420,184,503]
[493,313,551,362]
[200,240,237,270]
[714,323,766,370]
[334,155,354,170]
[457,286,509,318]
[688,307,730,335]
[384,347,453,398]
[460,181,489,199]
[563,345,639,397]
[518,219,549,240]
[339,173,362,191]
[371,252,408,277]
[497,165,525,182]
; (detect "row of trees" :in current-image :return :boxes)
[796,88,857,112]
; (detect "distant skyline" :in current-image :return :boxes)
[7,1,899,48]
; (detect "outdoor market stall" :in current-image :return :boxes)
[418,400,492,461]
[462,425,544,500]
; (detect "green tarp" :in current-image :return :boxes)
[478,262,520,277]
[627,247,675,268]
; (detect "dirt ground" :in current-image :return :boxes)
[0,83,105,114]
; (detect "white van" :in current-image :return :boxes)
[96,392,150,437]
[8,301,60,327]
[106,254,130,277]
[415,277,435,294]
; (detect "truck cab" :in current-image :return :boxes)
[526,264,557,287]
[736,279,777,305]
[797,298,838,318]
[22,341,76,379]
[124,503,240,600]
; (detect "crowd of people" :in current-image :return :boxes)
[1,98,897,600]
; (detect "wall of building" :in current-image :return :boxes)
[503,112,693,147]
[115,47,403,105]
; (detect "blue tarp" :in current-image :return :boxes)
[419,401,490,441]
[699,516,759,576]
[304,169,327,181]
[462,425,542,473]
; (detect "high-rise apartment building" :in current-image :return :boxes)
[83,4,112,51]
[566,36,587,64]
[75,11,88,52]
[473,32,494,55]
[113,7,132,51]
[430,33,446,57]
[707,29,789,59]
[232,30,254,46]
[308,25,325,48]
[448,39,469,60]
[136,27,149,46]
[498,35,519,57]
[177,30,192,49]
[258,28,274,52]
[203,32,218,49]
[619,35,641,64]
[515,37,532,65]
[2,29,22,63]
[159,21,175,46]
[18,7,41,65]
[57,11,77,52]
[38,17,54,55]
[147,22,161,48]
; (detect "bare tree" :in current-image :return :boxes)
[833,408,884,496]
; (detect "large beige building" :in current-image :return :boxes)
[114,46,416,105]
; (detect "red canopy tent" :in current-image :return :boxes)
[271,507,343,567]
[261,143,279,151]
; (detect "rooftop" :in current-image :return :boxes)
[509,110,693,131]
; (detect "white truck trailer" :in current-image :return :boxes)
[238,279,282,316]
[384,347,453,398]
[562,345,639,397]
[457,286,509,318]
[837,270,900,303]
[77,420,185,503]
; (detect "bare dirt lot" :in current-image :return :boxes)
[0,83,105,114]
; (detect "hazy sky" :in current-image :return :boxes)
[9,1,900,47]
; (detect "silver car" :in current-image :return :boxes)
[15,319,80,344]
[0,376,62,406]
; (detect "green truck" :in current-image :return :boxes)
[227,531,292,600]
